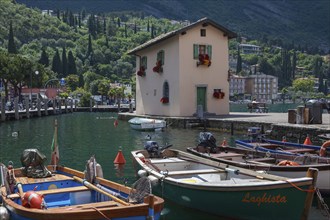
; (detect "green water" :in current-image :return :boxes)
[0,112,328,220]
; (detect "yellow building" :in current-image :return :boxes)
[128,18,236,117]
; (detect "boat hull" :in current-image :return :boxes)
[1,166,164,220]
[187,146,330,195]
[132,149,316,220]
[128,117,166,131]
[154,180,311,220]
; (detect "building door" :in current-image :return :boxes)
[196,87,206,111]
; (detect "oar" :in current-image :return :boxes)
[73,176,130,206]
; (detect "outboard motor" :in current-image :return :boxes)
[247,127,262,142]
[144,141,160,158]
[198,132,217,153]
[20,149,52,178]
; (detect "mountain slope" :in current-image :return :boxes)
[14,0,330,51]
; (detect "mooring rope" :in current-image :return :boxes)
[285,180,315,193]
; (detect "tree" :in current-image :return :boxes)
[8,22,17,54]
[38,48,49,67]
[62,46,68,77]
[236,46,242,74]
[51,49,62,75]
[67,50,77,75]
[65,74,79,92]
[292,78,314,93]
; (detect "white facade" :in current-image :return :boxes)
[128,18,236,117]
[246,73,278,102]
[229,75,246,96]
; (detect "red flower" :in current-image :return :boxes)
[153,60,163,73]
[137,66,145,77]
[160,97,169,103]
[198,54,211,67]
[213,91,225,99]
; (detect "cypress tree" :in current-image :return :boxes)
[8,22,17,54]
[38,48,49,67]
[67,51,77,75]
[151,24,154,38]
[147,20,150,32]
[292,50,297,79]
[87,34,93,57]
[103,17,107,34]
[117,18,121,27]
[236,46,242,74]
[62,47,68,77]
[52,49,62,76]
[134,21,137,34]
[124,23,127,38]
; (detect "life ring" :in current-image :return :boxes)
[277,160,300,166]
[320,141,330,157]
[22,191,46,209]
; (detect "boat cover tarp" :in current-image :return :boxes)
[20,149,52,178]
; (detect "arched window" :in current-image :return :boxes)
[160,81,169,104]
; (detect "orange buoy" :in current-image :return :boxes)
[303,136,312,145]
[221,138,227,147]
[114,148,126,164]
[282,136,287,142]
[320,141,330,157]
[114,119,118,128]
[22,191,46,209]
[277,160,300,166]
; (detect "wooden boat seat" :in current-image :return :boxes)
[167,169,222,176]
[247,157,276,163]
[8,186,89,199]
[215,153,244,158]
[49,200,120,211]
[285,148,316,153]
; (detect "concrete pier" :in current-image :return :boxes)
[118,112,330,145]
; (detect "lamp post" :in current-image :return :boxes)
[30,70,39,100]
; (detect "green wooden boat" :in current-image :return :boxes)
[131,147,318,220]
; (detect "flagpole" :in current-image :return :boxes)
[54,119,58,168]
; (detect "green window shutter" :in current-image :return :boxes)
[207,45,212,59]
[193,44,199,59]
[161,50,165,65]
[142,56,147,69]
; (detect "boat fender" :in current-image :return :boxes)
[22,191,47,209]
[277,160,300,166]
[138,169,147,177]
[320,141,330,157]
[147,175,159,186]
[96,163,104,178]
[0,206,10,220]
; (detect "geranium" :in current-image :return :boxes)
[160,97,169,103]
[153,60,163,73]
[137,66,145,77]
[197,54,211,67]
[213,91,225,99]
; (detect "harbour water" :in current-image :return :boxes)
[0,112,328,219]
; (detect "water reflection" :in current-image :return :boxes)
[0,112,327,220]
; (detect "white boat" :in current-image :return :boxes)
[128,117,166,131]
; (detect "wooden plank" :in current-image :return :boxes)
[168,169,222,176]
[8,186,89,199]
[49,201,119,211]
[247,157,276,163]
[285,148,315,153]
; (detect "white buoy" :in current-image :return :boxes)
[12,131,19,137]
[137,169,147,177]
[147,175,159,186]
[0,206,10,220]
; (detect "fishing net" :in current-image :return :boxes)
[128,177,152,204]
[20,149,52,178]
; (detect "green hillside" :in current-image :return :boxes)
[16,0,330,51]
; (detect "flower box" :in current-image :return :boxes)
[153,60,163,73]
[137,66,146,77]
[213,91,225,99]
[160,97,169,104]
[197,54,211,67]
